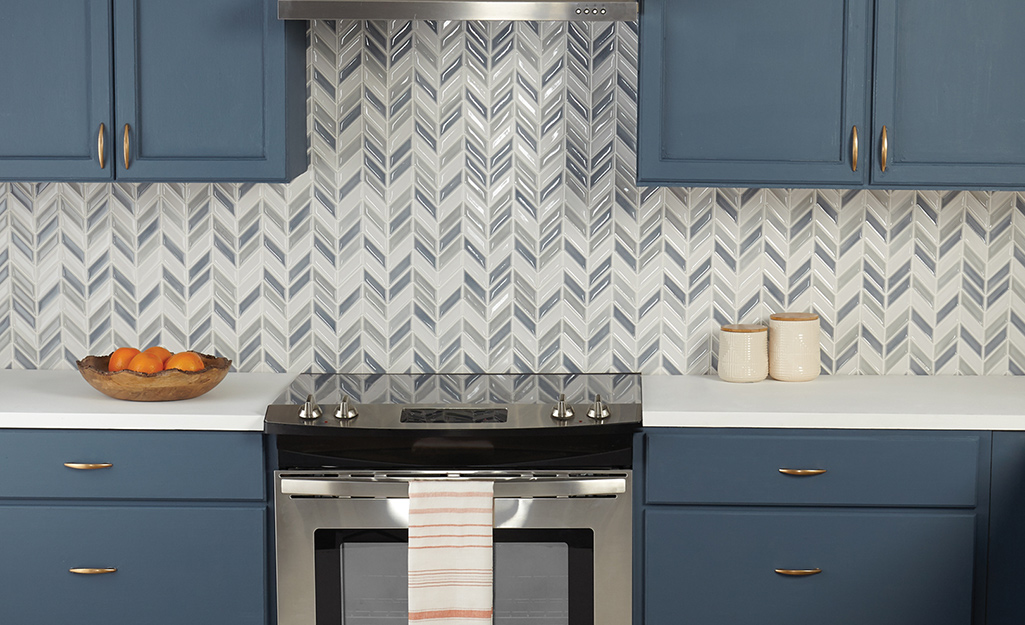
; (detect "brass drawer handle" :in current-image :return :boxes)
[775,568,822,576]
[69,567,117,575]
[851,125,858,172]
[880,125,888,172]
[778,468,826,476]
[123,124,131,170]
[97,123,106,169]
[64,463,113,470]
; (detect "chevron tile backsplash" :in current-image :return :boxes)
[2,20,1025,375]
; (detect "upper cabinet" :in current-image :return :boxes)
[637,0,871,187]
[0,0,306,183]
[638,0,1025,189]
[873,0,1025,187]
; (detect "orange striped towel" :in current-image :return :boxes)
[408,480,494,625]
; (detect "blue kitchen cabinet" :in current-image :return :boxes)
[0,0,306,183]
[870,0,1025,187]
[0,505,266,625]
[639,0,1025,189]
[0,429,269,624]
[638,428,990,625]
[0,0,113,181]
[637,0,872,186]
[645,508,976,625]
[986,432,1025,625]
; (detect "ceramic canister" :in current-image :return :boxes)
[718,324,768,383]
[768,312,821,382]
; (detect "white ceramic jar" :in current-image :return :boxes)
[768,312,820,382]
[717,324,768,383]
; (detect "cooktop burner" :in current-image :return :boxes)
[264,372,641,434]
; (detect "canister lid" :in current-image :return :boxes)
[769,312,819,322]
[721,323,768,333]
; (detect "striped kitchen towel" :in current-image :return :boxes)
[408,479,494,625]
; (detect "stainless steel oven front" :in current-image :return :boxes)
[273,469,632,625]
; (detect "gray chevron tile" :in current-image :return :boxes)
[5,22,1025,375]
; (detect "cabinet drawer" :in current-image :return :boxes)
[644,508,976,625]
[0,430,264,500]
[645,430,982,506]
[0,505,266,625]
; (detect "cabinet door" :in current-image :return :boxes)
[637,0,871,186]
[988,432,1025,625]
[644,508,976,625]
[112,0,305,182]
[0,430,265,501]
[873,0,1025,187]
[0,0,113,181]
[0,505,266,625]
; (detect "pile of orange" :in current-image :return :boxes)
[108,346,206,374]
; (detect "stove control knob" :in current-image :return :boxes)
[551,394,575,420]
[586,394,611,421]
[335,395,358,420]
[299,395,322,421]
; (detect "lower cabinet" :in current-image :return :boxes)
[0,429,268,624]
[640,428,990,625]
[645,508,975,625]
[987,432,1025,625]
[0,505,266,624]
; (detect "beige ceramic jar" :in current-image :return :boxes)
[768,312,820,381]
[717,324,768,383]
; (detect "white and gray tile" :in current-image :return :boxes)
[1,20,1024,375]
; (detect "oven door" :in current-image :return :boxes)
[274,471,632,625]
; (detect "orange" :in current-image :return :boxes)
[108,347,141,372]
[143,346,173,363]
[164,351,206,372]
[126,352,164,374]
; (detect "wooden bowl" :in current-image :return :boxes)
[76,353,231,402]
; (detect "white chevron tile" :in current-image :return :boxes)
[0,184,11,367]
[1010,193,1025,374]
[986,192,1013,374]
[2,24,1025,376]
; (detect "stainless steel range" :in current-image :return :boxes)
[265,373,641,625]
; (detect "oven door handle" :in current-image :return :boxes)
[279,477,627,498]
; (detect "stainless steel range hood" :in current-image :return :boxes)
[279,0,637,21]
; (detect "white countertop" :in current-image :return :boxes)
[3,370,1025,431]
[643,374,1025,430]
[0,370,293,430]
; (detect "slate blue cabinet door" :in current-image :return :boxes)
[872,0,1025,188]
[0,504,266,625]
[987,431,1025,625]
[0,0,114,181]
[637,0,871,186]
[113,0,306,181]
[644,508,977,625]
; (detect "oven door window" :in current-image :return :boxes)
[314,529,594,625]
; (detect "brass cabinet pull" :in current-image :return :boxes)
[64,463,113,470]
[123,124,131,170]
[69,567,117,575]
[778,468,826,476]
[880,125,888,172]
[775,568,822,576]
[97,123,106,169]
[851,125,858,172]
